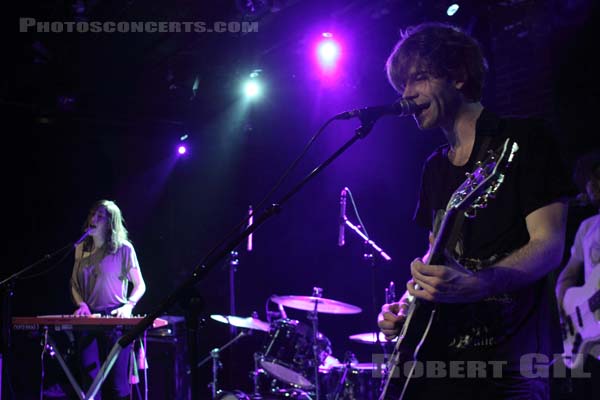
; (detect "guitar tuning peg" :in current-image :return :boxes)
[464,208,477,218]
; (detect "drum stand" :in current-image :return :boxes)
[250,352,264,400]
[198,329,250,399]
[308,286,323,400]
[330,351,358,400]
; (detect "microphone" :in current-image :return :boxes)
[334,98,429,121]
[247,205,253,252]
[338,187,348,247]
[74,228,93,247]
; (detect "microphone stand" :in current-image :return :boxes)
[342,219,392,262]
[0,243,73,400]
[196,329,250,399]
[227,249,239,390]
[227,251,239,337]
[342,213,392,355]
[88,114,387,400]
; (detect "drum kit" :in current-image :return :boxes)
[206,287,390,400]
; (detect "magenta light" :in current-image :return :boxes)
[177,145,187,155]
[317,39,341,68]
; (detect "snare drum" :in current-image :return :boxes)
[259,319,332,389]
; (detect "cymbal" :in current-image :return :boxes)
[349,332,397,344]
[271,295,362,314]
[210,314,270,332]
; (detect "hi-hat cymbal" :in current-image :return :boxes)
[349,332,397,344]
[271,295,362,314]
[210,314,270,332]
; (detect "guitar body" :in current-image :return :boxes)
[561,266,600,369]
[377,139,520,399]
[379,300,439,399]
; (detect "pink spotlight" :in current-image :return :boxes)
[177,145,187,155]
[316,34,341,71]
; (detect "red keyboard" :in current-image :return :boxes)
[12,315,168,330]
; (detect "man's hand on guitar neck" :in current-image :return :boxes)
[378,291,411,340]
[408,257,491,303]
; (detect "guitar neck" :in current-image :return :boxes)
[427,209,461,266]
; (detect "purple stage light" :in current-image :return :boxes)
[177,145,187,155]
[316,33,341,71]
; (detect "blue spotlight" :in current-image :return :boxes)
[243,70,263,100]
[447,4,460,16]
[243,80,262,99]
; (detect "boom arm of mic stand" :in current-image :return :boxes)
[104,119,382,397]
[344,219,392,262]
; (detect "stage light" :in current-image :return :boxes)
[447,4,460,16]
[242,70,263,100]
[244,80,262,98]
[316,33,341,70]
[176,134,189,156]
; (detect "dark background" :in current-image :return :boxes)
[5,0,600,398]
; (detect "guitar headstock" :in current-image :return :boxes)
[447,138,519,218]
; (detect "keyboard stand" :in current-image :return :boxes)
[42,329,126,400]
[43,329,85,399]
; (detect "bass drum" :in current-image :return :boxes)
[260,318,332,389]
[254,365,318,399]
[216,390,250,399]
[216,389,312,400]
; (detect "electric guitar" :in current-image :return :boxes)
[561,266,600,369]
[378,138,519,400]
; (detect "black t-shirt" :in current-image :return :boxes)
[413,108,576,368]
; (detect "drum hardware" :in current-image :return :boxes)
[250,352,265,400]
[210,291,363,399]
[197,329,251,399]
[328,351,358,400]
[321,362,383,400]
[308,286,323,400]
[266,289,362,399]
[348,332,397,344]
[204,312,269,399]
